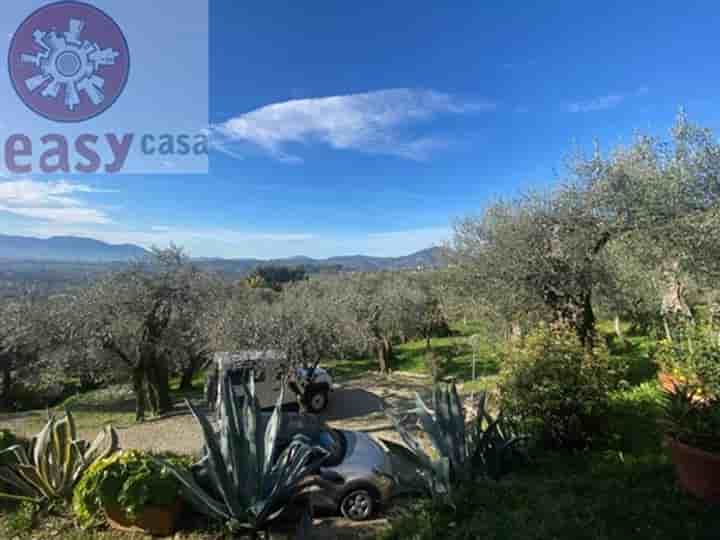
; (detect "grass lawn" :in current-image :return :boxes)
[326,321,502,386]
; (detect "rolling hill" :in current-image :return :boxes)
[0,234,149,262]
[0,234,447,272]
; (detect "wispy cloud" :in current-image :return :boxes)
[566,94,625,113]
[0,179,113,224]
[212,88,495,162]
[566,87,650,113]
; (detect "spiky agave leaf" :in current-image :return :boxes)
[158,372,326,535]
[252,438,315,524]
[384,384,526,496]
[0,411,119,503]
[186,397,243,518]
[383,397,450,497]
[152,455,232,520]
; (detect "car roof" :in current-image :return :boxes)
[214,350,287,369]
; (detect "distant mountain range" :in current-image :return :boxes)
[0,234,446,272]
[0,235,148,262]
[197,247,446,274]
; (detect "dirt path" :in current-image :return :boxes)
[0,371,475,453]
[118,371,434,454]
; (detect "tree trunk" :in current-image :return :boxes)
[577,292,596,348]
[1,361,12,409]
[377,337,394,374]
[145,358,172,416]
[179,363,196,392]
[510,321,523,343]
[663,315,673,342]
[661,262,692,320]
[153,355,172,413]
[614,315,624,343]
[132,365,146,422]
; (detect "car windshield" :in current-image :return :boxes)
[315,429,345,465]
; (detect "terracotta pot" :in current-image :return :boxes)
[667,436,720,504]
[105,499,182,536]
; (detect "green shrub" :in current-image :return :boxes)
[499,325,622,450]
[0,430,21,467]
[1,501,38,536]
[655,323,720,399]
[72,449,191,528]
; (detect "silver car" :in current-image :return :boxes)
[277,414,398,521]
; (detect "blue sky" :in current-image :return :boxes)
[2,0,720,258]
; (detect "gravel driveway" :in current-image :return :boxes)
[0,371,475,454]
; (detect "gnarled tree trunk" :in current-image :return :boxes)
[377,337,394,374]
[132,364,146,422]
[1,360,12,409]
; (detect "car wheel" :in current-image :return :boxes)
[340,489,374,521]
[306,390,328,413]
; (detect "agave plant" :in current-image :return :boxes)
[157,373,327,538]
[384,384,524,498]
[0,410,118,503]
[467,391,526,480]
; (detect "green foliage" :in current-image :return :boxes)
[655,323,720,452]
[606,382,664,454]
[0,430,21,467]
[380,449,720,540]
[247,265,307,291]
[156,374,327,535]
[1,500,38,536]
[0,410,118,504]
[384,383,524,499]
[499,325,622,449]
[655,323,720,398]
[72,449,191,528]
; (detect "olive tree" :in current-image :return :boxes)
[69,246,210,421]
[453,113,720,344]
[0,296,42,407]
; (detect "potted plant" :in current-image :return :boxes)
[655,324,715,397]
[658,325,720,502]
[73,450,190,536]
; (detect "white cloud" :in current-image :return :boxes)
[212,88,495,162]
[566,94,624,113]
[0,179,113,224]
[566,87,649,113]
